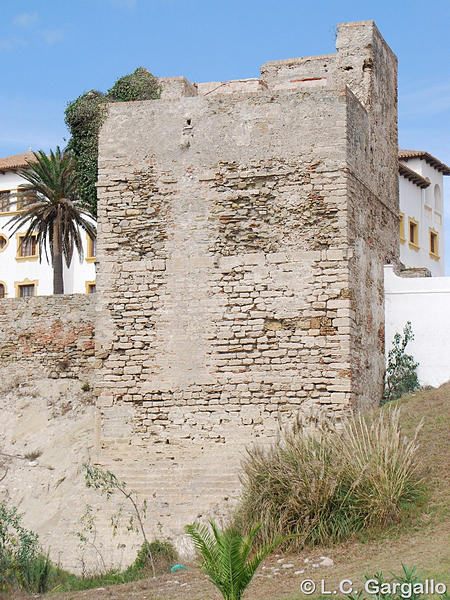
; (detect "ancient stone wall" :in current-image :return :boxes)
[341,22,399,410]
[93,20,399,551]
[0,294,96,381]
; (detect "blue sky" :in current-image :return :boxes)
[1,0,449,265]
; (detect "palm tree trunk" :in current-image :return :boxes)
[53,212,64,294]
[53,251,64,294]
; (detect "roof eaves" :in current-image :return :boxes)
[398,150,450,175]
[398,161,430,188]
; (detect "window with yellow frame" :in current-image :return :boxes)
[16,233,38,261]
[429,228,439,260]
[16,189,37,211]
[399,212,405,244]
[0,189,36,214]
[408,217,419,251]
[14,278,38,298]
[86,234,96,263]
[0,234,8,252]
[0,190,12,213]
[85,281,96,294]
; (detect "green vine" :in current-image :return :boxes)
[107,67,161,102]
[65,68,160,216]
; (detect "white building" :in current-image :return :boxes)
[0,152,96,298]
[398,150,449,276]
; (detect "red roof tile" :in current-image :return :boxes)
[0,151,36,171]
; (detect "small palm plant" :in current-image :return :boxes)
[185,520,281,600]
[7,147,96,294]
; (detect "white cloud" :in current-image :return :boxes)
[39,29,64,45]
[13,12,39,28]
[0,37,27,51]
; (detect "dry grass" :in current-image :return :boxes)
[232,406,425,548]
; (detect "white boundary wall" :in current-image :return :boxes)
[384,265,450,387]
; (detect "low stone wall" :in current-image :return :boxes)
[0,294,96,381]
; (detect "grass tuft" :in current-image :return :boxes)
[233,407,426,549]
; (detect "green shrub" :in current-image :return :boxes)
[233,408,425,549]
[0,500,176,595]
[383,321,420,404]
[52,539,177,592]
[0,501,53,594]
[124,539,177,578]
[65,90,107,216]
[20,552,53,594]
[107,67,160,102]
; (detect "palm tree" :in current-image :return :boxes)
[7,147,96,294]
[185,520,284,600]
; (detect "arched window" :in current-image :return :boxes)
[0,234,7,252]
[434,184,442,214]
[0,283,5,298]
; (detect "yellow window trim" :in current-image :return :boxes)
[429,227,440,261]
[408,217,419,251]
[399,212,405,244]
[0,280,7,299]
[0,189,13,214]
[85,280,96,294]
[0,189,30,215]
[14,278,38,298]
[0,233,9,253]
[16,232,39,262]
[86,233,96,263]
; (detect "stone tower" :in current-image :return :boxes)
[95,21,398,546]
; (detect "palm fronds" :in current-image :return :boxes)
[185,520,282,600]
[6,147,96,293]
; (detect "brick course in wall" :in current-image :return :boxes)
[0,294,96,380]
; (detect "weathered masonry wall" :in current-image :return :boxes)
[0,294,96,381]
[95,21,399,548]
[0,294,131,574]
[343,23,399,410]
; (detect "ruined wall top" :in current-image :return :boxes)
[158,21,397,112]
[99,20,398,212]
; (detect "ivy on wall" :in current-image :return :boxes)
[65,68,160,216]
[107,67,161,102]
